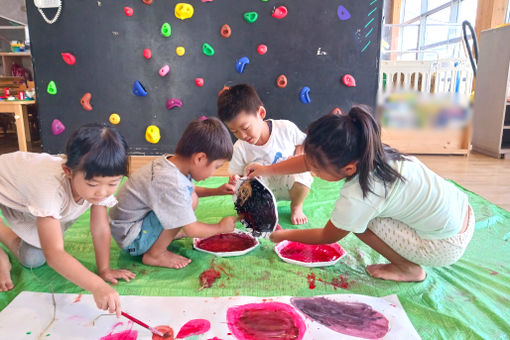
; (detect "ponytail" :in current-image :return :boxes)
[305,105,405,198]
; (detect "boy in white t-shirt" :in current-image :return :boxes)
[217,84,313,225]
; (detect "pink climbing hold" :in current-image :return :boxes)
[143,49,152,59]
[272,6,288,19]
[124,7,133,16]
[159,65,170,77]
[51,119,65,136]
[342,74,356,87]
[166,98,183,110]
[257,44,267,55]
[195,78,204,87]
[61,53,76,65]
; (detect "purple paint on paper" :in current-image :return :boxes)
[291,297,389,339]
[176,319,211,338]
[337,5,351,21]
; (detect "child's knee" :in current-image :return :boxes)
[18,241,46,268]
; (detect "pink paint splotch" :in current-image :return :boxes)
[227,302,306,340]
[100,330,138,340]
[176,319,210,338]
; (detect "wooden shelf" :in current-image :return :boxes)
[0,52,31,57]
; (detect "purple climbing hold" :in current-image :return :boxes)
[166,98,182,110]
[337,5,351,21]
[51,119,65,135]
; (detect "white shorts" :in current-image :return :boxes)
[261,172,314,201]
[367,205,475,267]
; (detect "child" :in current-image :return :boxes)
[247,106,474,282]
[217,84,313,225]
[109,117,237,269]
[0,123,135,316]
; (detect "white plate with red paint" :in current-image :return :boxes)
[274,240,346,267]
[193,231,259,257]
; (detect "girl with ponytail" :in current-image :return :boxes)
[247,105,474,282]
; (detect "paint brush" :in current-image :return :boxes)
[121,311,169,338]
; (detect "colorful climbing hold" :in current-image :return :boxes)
[342,74,356,87]
[166,98,183,110]
[142,0,152,5]
[176,46,185,56]
[337,5,351,21]
[175,3,194,20]
[124,7,133,16]
[220,24,231,38]
[133,80,148,96]
[51,119,65,135]
[80,92,93,111]
[218,86,230,96]
[161,22,171,37]
[195,78,204,87]
[257,44,267,55]
[276,74,287,88]
[47,81,57,95]
[143,48,152,59]
[202,43,215,56]
[299,87,311,104]
[235,57,250,73]
[244,12,258,23]
[61,52,76,65]
[145,125,161,144]
[272,6,288,19]
[109,113,120,124]
[332,107,342,115]
[159,65,170,77]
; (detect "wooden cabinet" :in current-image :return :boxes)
[0,52,33,77]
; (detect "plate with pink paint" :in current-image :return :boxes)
[193,230,259,257]
[274,240,346,267]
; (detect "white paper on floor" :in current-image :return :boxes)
[0,291,421,339]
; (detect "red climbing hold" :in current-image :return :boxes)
[143,49,152,59]
[195,78,204,87]
[221,24,231,38]
[257,44,267,55]
[61,53,76,65]
[342,74,356,87]
[124,7,133,16]
[276,74,287,88]
[80,92,93,111]
[272,6,288,19]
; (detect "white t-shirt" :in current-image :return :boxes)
[228,119,307,175]
[330,157,468,240]
[0,152,117,248]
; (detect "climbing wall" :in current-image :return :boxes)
[26,0,382,154]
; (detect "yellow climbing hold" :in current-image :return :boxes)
[145,125,161,144]
[175,3,194,20]
[176,46,185,56]
[109,113,120,125]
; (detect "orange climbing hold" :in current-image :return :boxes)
[276,74,287,88]
[80,92,92,111]
[220,24,231,38]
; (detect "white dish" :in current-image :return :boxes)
[274,240,346,268]
[193,231,259,257]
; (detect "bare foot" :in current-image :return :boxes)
[290,205,308,225]
[142,250,191,269]
[366,263,426,282]
[0,248,14,291]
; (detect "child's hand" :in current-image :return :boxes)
[217,183,236,195]
[219,216,237,233]
[99,268,136,284]
[229,174,240,185]
[92,282,122,317]
[269,230,285,243]
[245,163,266,178]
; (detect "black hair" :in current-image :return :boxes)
[217,83,263,122]
[304,105,405,198]
[175,117,233,161]
[65,123,129,179]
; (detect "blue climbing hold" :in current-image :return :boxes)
[235,57,250,73]
[133,80,147,96]
[299,87,311,104]
[337,5,351,21]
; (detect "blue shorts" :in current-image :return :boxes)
[124,211,163,256]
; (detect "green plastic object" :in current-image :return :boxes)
[47,81,57,95]
[244,11,258,23]
[161,22,171,37]
[202,43,215,56]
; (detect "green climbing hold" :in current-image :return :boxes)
[161,22,171,37]
[244,12,258,23]
[202,43,215,56]
[47,81,57,95]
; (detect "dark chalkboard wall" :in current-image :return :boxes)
[26,0,382,154]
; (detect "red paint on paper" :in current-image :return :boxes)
[176,319,210,338]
